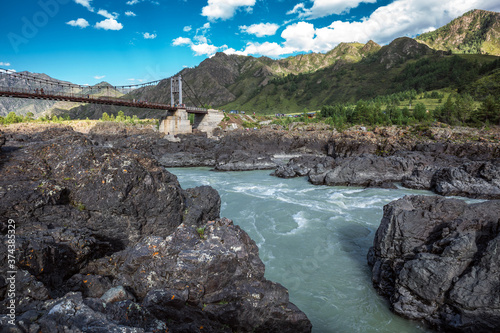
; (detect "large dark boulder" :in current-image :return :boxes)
[273,155,336,178]
[0,133,186,248]
[0,130,312,332]
[77,218,312,332]
[433,161,500,199]
[309,154,415,188]
[183,186,221,226]
[215,150,277,171]
[368,195,500,332]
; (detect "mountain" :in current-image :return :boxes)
[221,37,443,112]
[125,40,381,110]
[123,37,445,113]
[124,10,500,114]
[416,9,500,55]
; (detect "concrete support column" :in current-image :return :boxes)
[159,108,192,135]
[193,109,224,137]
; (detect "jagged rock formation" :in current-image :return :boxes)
[0,127,311,332]
[368,195,500,332]
[378,37,436,69]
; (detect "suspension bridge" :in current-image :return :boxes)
[0,68,224,135]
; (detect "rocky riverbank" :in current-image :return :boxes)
[368,195,500,332]
[0,125,311,332]
[2,122,500,332]
[87,122,500,198]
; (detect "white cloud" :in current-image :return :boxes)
[223,48,247,56]
[197,22,211,34]
[289,0,377,20]
[125,11,136,16]
[175,0,500,58]
[126,0,140,4]
[274,0,500,55]
[143,32,157,39]
[202,0,256,20]
[287,3,306,16]
[0,62,11,66]
[240,23,280,37]
[172,37,192,46]
[243,42,294,57]
[0,69,16,74]
[98,9,118,19]
[95,18,123,31]
[172,36,220,56]
[74,0,94,12]
[66,18,90,28]
[281,22,317,51]
[194,35,208,43]
[183,25,192,32]
[191,43,219,56]
[94,75,105,79]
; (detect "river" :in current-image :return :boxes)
[168,168,434,333]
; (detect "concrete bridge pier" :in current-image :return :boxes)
[159,108,192,135]
[193,109,225,137]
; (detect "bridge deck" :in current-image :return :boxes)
[0,87,207,114]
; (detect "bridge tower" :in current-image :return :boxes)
[170,76,182,106]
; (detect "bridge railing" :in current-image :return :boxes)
[186,107,209,112]
[0,86,209,112]
[0,86,170,109]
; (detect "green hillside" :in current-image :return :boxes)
[220,38,499,114]
[416,9,500,55]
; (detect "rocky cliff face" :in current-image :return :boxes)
[0,126,312,332]
[368,196,500,332]
[378,37,436,69]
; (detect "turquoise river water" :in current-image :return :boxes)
[168,168,435,333]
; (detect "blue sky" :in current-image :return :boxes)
[1,0,499,86]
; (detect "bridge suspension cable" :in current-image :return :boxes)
[0,67,207,113]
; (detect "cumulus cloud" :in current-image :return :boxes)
[174,0,500,58]
[172,37,192,46]
[202,0,256,20]
[126,0,140,4]
[1,69,17,74]
[0,62,11,66]
[74,0,94,12]
[125,11,136,16]
[237,0,500,57]
[191,43,219,56]
[172,36,220,56]
[94,75,105,79]
[66,18,90,28]
[300,0,500,49]
[246,42,295,57]
[95,18,123,30]
[143,32,157,39]
[223,48,247,56]
[288,0,376,19]
[240,23,280,37]
[197,22,211,34]
[183,25,192,32]
[98,9,118,19]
